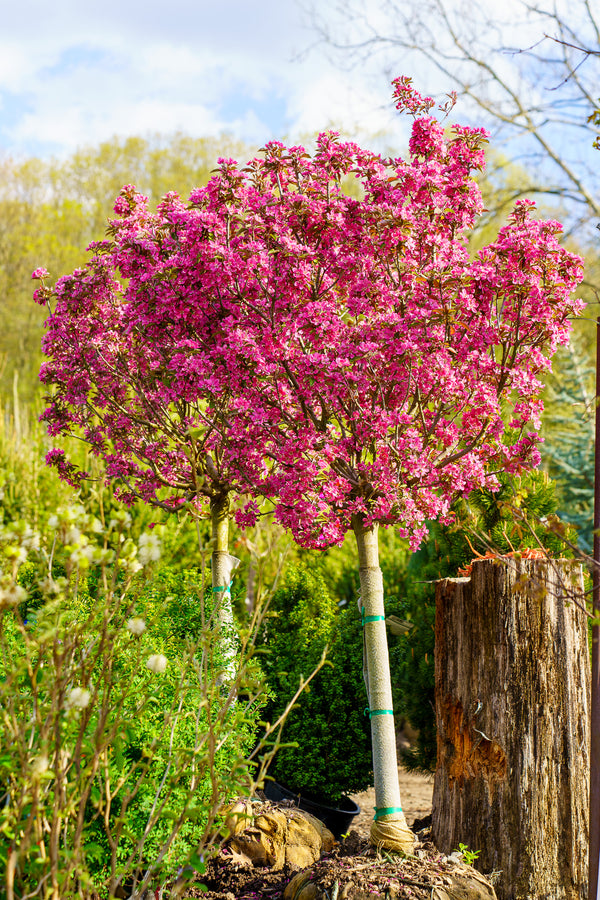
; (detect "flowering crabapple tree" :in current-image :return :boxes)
[35,77,584,850]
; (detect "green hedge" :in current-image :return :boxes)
[261,565,373,804]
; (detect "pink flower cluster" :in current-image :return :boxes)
[37,80,584,549]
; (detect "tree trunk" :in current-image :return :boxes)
[433,558,590,900]
[210,493,240,683]
[352,515,413,852]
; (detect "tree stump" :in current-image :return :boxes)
[432,558,590,900]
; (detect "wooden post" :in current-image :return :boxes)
[590,315,600,900]
[433,558,590,900]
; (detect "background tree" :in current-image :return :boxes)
[541,334,595,552]
[0,134,254,402]
[307,0,600,240]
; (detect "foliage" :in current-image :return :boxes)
[541,336,595,552]
[455,843,481,866]
[80,563,260,889]
[389,470,576,773]
[0,391,210,577]
[260,565,373,804]
[0,390,75,536]
[0,134,255,402]
[0,503,291,899]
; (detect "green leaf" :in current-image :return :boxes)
[187,851,207,874]
[82,841,105,862]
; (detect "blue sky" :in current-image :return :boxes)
[0,0,412,159]
[0,0,594,206]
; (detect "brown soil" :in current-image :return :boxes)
[184,832,454,900]
[349,766,434,840]
[182,834,493,900]
[179,769,436,899]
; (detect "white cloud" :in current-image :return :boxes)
[12,97,228,150]
[2,0,575,160]
[286,68,399,139]
[0,1,316,155]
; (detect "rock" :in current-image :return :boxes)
[223,799,253,836]
[284,871,318,900]
[286,812,331,868]
[228,827,274,866]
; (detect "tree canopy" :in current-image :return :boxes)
[37,79,583,550]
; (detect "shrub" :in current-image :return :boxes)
[261,565,373,805]
[0,504,277,899]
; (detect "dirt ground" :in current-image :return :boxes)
[181,769,437,899]
[189,834,485,900]
[349,766,434,839]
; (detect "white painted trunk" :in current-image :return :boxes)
[352,515,413,851]
[210,494,240,683]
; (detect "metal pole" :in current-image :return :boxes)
[590,316,600,900]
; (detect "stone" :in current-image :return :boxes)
[283,871,318,900]
[223,799,253,836]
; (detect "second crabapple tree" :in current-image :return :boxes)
[32,193,265,668]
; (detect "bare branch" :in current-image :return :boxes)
[305,0,600,239]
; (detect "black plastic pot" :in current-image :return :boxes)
[263,780,361,839]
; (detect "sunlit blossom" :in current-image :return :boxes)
[138,532,161,564]
[146,654,168,674]
[126,617,146,636]
[0,583,27,607]
[64,687,91,710]
[30,755,50,778]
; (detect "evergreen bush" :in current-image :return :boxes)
[542,338,595,552]
[261,565,373,804]
[0,505,270,898]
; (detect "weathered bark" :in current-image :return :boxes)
[352,515,413,851]
[433,558,590,900]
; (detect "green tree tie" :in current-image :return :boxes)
[374,805,404,820]
[361,612,385,626]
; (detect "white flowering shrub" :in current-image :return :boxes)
[0,504,303,899]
